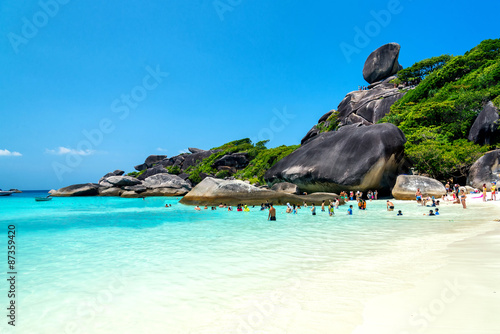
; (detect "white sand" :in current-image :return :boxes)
[354,194,500,334]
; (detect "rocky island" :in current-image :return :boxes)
[51,39,500,202]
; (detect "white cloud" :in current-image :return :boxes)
[0,149,22,157]
[157,147,168,152]
[45,147,95,156]
[178,149,190,154]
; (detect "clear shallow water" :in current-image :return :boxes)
[0,192,497,333]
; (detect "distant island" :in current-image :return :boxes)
[51,39,500,204]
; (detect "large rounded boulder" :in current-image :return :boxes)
[51,183,99,197]
[468,101,499,145]
[180,177,342,206]
[105,176,142,187]
[468,149,500,191]
[265,123,406,194]
[363,43,402,84]
[391,175,446,200]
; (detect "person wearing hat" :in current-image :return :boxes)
[491,182,497,201]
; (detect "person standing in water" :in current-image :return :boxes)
[268,203,276,221]
[387,200,395,211]
[311,203,316,215]
[321,201,325,212]
[415,188,423,204]
[347,205,353,215]
[460,190,467,209]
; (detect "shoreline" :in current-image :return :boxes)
[354,197,500,334]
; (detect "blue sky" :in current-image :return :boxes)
[1,0,499,190]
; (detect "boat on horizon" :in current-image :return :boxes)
[35,196,52,202]
[0,190,14,196]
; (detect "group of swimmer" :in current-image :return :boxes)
[188,181,500,217]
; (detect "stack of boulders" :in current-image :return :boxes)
[302,43,407,145]
[51,172,192,198]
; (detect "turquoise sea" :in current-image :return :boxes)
[0,191,497,333]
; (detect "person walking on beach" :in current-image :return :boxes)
[491,182,497,201]
[483,184,487,202]
[387,200,395,211]
[268,204,276,221]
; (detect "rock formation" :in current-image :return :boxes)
[266,123,406,194]
[468,101,499,145]
[468,149,500,191]
[362,43,402,84]
[134,155,167,171]
[391,175,446,200]
[337,84,405,126]
[51,183,100,197]
[271,182,300,194]
[301,43,407,144]
[180,177,342,206]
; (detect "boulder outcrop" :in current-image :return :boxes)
[98,187,124,197]
[337,87,405,126]
[180,177,343,206]
[142,174,192,191]
[106,176,142,187]
[212,153,249,169]
[137,165,169,181]
[266,123,406,194]
[271,182,300,194]
[391,175,446,200]
[51,183,99,197]
[468,149,500,191]
[468,101,499,145]
[363,43,402,84]
[134,155,167,171]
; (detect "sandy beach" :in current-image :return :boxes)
[354,195,500,334]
